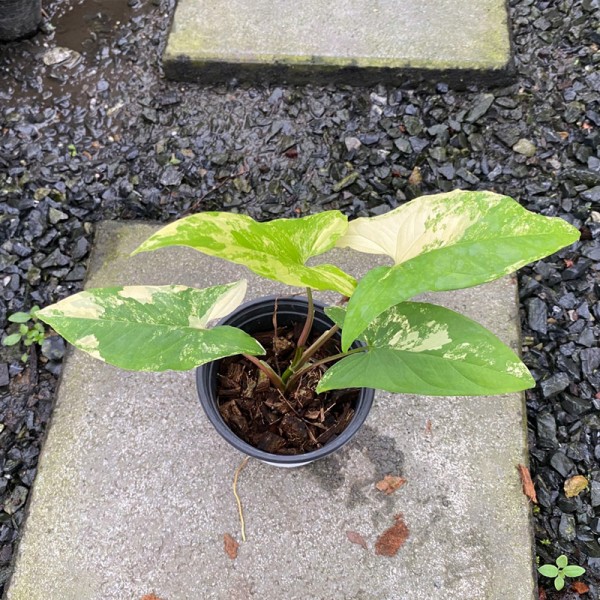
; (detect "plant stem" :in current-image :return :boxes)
[297,288,314,349]
[286,347,365,390]
[281,324,340,385]
[242,354,285,393]
[295,324,340,370]
[281,287,316,383]
[232,456,250,542]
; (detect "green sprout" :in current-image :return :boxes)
[2,306,46,362]
[67,143,77,157]
[538,555,585,591]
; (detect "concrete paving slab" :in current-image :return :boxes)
[163,0,513,85]
[7,221,535,600]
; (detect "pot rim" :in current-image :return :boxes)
[196,295,374,465]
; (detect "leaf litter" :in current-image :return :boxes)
[224,533,239,559]
[346,531,368,549]
[564,475,588,498]
[517,464,538,504]
[571,581,590,594]
[375,475,407,495]
[375,514,410,557]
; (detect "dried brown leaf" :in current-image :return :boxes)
[375,475,407,495]
[517,464,538,504]
[538,588,547,600]
[375,514,409,557]
[141,595,162,600]
[224,533,239,559]
[408,166,422,186]
[346,530,368,550]
[564,475,588,498]
[571,581,590,594]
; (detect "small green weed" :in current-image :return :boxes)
[538,554,585,591]
[2,306,46,362]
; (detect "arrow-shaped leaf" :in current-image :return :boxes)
[336,190,580,349]
[133,211,356,296]
[317,302,534,396]
[37,281,264,371]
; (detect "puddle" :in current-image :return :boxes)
[53,0,131,56]
[0,0,152,115]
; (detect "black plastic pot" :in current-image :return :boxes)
[196,296,374,467]
[0,0,41,42]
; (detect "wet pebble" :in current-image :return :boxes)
[41,336,66,361]
[550,451,576,477]
[512,138,537,157]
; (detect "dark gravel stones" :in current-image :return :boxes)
[526,297,548,334]
[541,373,571,398]
[40,336,65,361]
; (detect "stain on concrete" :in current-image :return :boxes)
[306,453,346,491]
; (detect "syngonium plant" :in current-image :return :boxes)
[36,190,579,397]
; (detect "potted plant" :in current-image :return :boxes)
[34,190,579,466]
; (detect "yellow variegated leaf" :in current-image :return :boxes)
[337,190,580,349]
[37,281,264,371]
[318,302,534,396]
[133,211,356,296]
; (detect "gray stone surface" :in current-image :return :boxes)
[163,0,512,85]
[7,221,535,600]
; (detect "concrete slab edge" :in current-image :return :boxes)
[162,53,517,89]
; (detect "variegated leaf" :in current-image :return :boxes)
[37,281,265,371]
[318,302,534,396]
[133,211,356,296]
[336,190,580,349]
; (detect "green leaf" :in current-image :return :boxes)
[554,575,565,591]
[317,302,534,395]
[133,211,356,296]
[562,565,586,577]
[556,555,568,568]
[324,306,346,328]
[324,305,367,344]
[19,324,28,335]
[37,281,265,371]
[2,333,22,346]
[538,565,559,578]
[337,190,580,349]
[8,312,31,323]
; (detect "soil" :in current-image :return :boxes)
[216,321,358,455]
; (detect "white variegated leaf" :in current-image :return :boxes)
[318,302,534,396]
[133,211,356,296]
[336,190,580,349]
[37,281,265,371]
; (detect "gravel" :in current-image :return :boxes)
[1,0,600,597]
